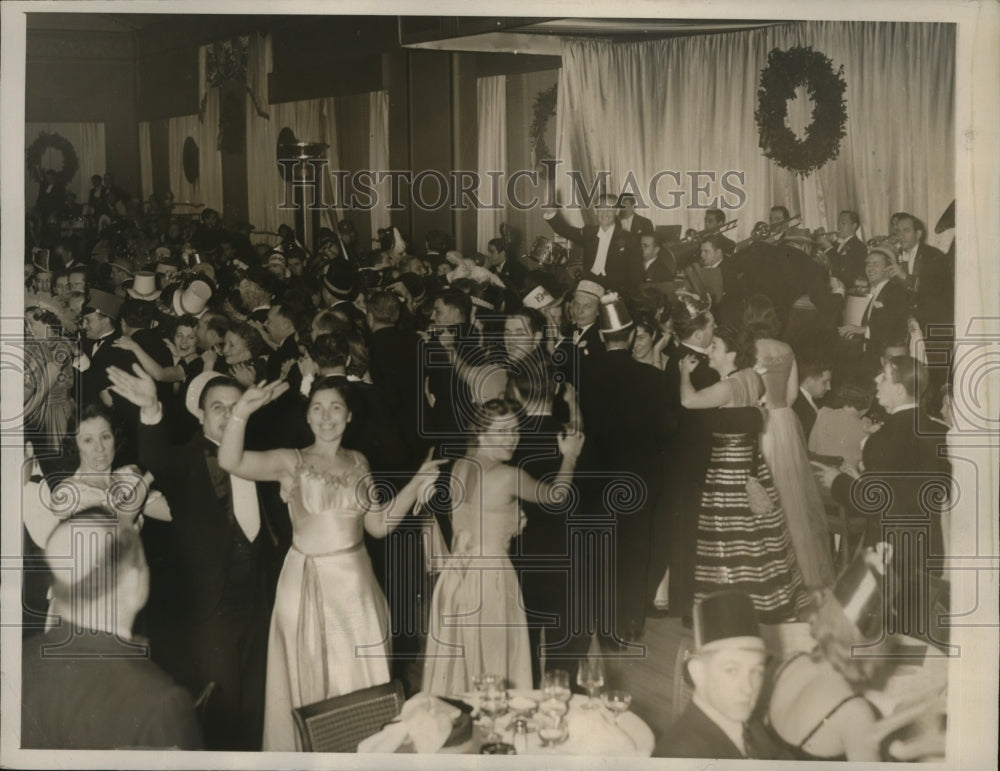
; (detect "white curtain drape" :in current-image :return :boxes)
[477,75,507,252]
[167,113,201,208]
[368,89,391,240]
[244,33,342,240]
[24,122,105,206]
[555,21,954,249]
[197,45,225,215]
[138,121,153,203]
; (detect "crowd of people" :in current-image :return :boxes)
[20,176,953,758]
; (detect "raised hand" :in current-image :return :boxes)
[107,363,159,410]
[679,354,699,374]
[231,361,257,386]
[232,379,290,420]
[557,427,585,461]
[413,449,448,504]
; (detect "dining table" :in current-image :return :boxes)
[447,689,655,757]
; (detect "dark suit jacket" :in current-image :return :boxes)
[864,280,910,357]
[546,211,644,294]
[137,421,266,623]
[644,255,676,283]
[792,391,818,440]
[661,702,780,759]
[828,235,867,288]
[369,325,424,449]
[618,212,654,237]
[491,258,528,292]
[22,629,202,750]
[905,242,953,331]
[266,333,302,393]
[682,258,743,327]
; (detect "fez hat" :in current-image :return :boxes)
[522,284,558,310]
[81,289,124,321]
[693,591,765,652]
[574,279,605,300]
[833,543,893,638]
[127,271,161,301]
[185,371,227,420]
[598,292,633,333]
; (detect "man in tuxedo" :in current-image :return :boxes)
[77,289,129,409]
[263,301,304,393]
[107,367,270,750]
[821,210,867,289]
[554,279,607,391]
[579,296,676,645]
[640,233,675,284]
[422,289,476,442]
[658,298,719,622]
[543,194,644,294]
[792,357,831,441]
[22,508,203,750]
[890,214,953,334]
[817,356,950,642]
[486,237,527,291]
[682,234,742,327]
[769,205,792,236]
[838,247,910,375]
[616,193,654,236]
[703,208,736,254]
[662,592,781,759]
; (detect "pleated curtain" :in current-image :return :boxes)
[476,75,507,252]
[138,121,153,203]
[554,21,954,250]
[368,89,391,242]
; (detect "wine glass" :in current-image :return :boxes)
[542,668,571,703]
[538,713,568,747]
[576,658,605,709]
[601,689,633,724]
[480,680,509,742]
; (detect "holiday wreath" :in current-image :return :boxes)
[25,131,79,187]
[754,46,847,176]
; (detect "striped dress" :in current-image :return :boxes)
[693,369,807,623]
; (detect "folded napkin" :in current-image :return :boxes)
[557,705,639,756]
[357,693,460,754]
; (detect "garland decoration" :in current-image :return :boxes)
[25,132,79,188]
[529,84,558,170]
[754,46,847,176]
[199,35,269,154]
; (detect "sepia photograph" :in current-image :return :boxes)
[1,1,997,768]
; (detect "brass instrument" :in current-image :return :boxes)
[733,221,774,252]
[663,219,738,271]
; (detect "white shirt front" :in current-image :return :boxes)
[900,245,918,274]
[799,386,818,411]
[592,226,615,276]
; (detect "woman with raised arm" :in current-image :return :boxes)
[680,324,806,623]
[421,398,583,695]
[217,375,445,751]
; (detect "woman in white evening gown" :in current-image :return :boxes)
[744,295,835,589]
[218,376,445,751]
[422,398,582,695]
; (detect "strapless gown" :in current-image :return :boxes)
[261,450,391,751]
[422,495,532,695]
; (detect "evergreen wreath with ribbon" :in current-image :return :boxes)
[754,46,848,176]
[25,132,79,187]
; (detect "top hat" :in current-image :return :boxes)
[81,289,124,321]
[127,271,161,301]
[598,292,633,333]
[522,284,558,310]
[833,543,893,638]
[574,279,605,300]
[172,278,213,317]
[185,371,227,419]
[323,264,360,301]
[693,591,765,651]
[190,262,216,282]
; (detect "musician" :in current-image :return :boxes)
[640,233,675,283]
[769,205,792,236]
[543,194,644,294]
[617,193,654,236]
[681,234,742,326]
[704,208,736,254]
[821,210,868,289]
[487,237,526,291]
[889,214,953,334]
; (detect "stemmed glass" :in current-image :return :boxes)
[576,657,605,709]
[476,674,508,742]
[600,689,633,724]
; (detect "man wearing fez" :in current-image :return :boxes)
[543,193,644,294]
[107,367,270,750]
[22,507,203,750]
[662,591,779,759]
